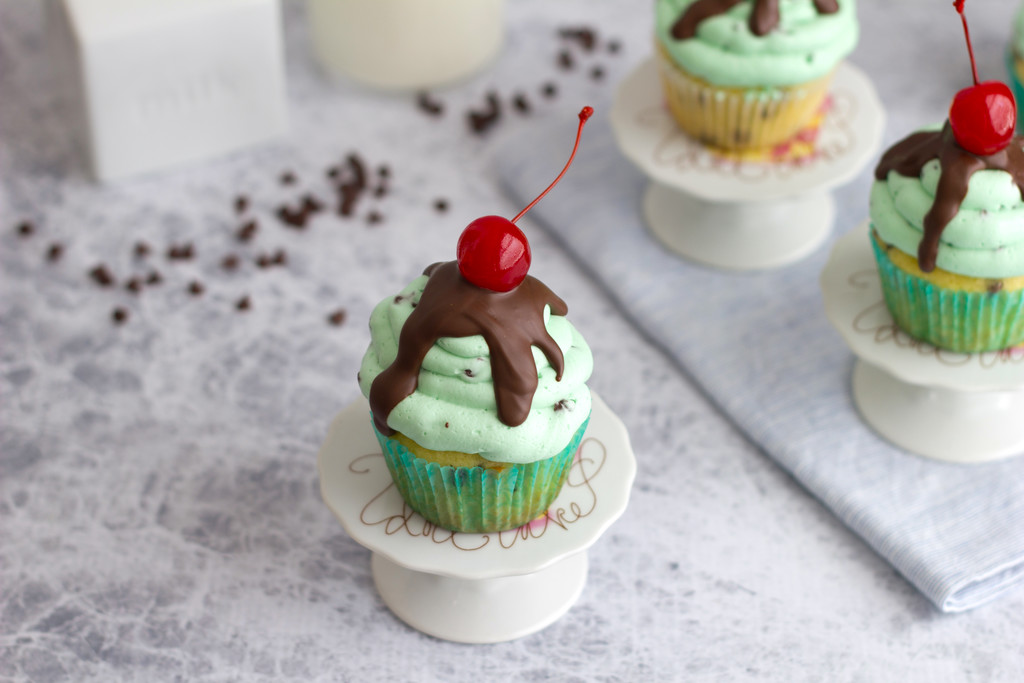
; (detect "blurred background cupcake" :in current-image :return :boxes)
[654,0,858,151]
[1009,3,1024,120]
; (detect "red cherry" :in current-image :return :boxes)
[457,216,531,292]
[949,82,1016,156]
[456,106,594,292]
[948,0,1017,155]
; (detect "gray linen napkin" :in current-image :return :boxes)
[496,115,1024,612]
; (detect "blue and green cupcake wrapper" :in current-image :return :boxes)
[372,414,591,534]
[871,239,1024,353]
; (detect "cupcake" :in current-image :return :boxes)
[869,3,1023,353]
[1009,3,1024,115]
[357,108,595,533]
[654,0,858,151]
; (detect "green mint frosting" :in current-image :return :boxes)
[655,0,859,88]
[359,274,593,464]
[870,127,1024,279]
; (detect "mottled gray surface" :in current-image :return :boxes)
[2,1,1023,681]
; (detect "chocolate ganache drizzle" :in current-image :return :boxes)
[368,261,568,436]
[874,122,1024,272]
[671,0,839,40]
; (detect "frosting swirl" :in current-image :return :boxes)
[358,269,593,464]
[871,125,1024,278]
[655,0,858,88]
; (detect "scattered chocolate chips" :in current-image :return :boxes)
[89,265,115,287]
[46,243,63,263]
[559,27,597,52]
[167,243,195,261]
[557,50,575,70]
[467,92,502,135]
[590,66,605,81]
[125,277,143,294]
[221,254,240,271]
[146,270,163,286]
[234,195,249,214]
[276,193,323,229]
[235,295,251,311]
[434,199,449,213]
[416,92,445,116]
[541,82,558,99]
[236,220,258,242]
[256,250,285,268]
[366,211,383,225]
[335,154,370,217]
[280,171,297,185]
[111,307,129,325]
[327,309,347,326]
[188,281,205,296]
[16,221,34,237]
[134,242,151,259]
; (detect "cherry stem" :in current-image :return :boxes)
[511,106,594,225]
[954,0,979,86]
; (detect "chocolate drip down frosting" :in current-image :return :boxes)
[671,0,839,40]
[368,261,568,435]
[874,122,1024,272]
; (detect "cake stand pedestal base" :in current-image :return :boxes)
[852,361,1024,463]
[643,182,834,270]
[371,551,588,644]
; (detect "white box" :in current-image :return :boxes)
[49,0,289,181]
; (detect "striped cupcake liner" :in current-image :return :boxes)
[373,415,591,533]
[872,239,1024,352]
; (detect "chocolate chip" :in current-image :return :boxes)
[46,243,63,262]
[280,171,297,185]
[167,243,195,261]
[378,165,391,179]
[111,307,128,324]
[237,220,258,242]
[444,422,450,428]
[590,66,605,81]
[276,205,307,229]
[134,242,151,259]
[558,27,597,51]
[234,195,249,214]
[554,399,573,412]
[89,265,115,287]
[221,254,240,271]
[607,39,621,54]
[236,295,251,311]
[464,368,474,377]
[256,254,272,268]
[541,82,557,98]
[302,194,324,213]
[988,280,1004,294]
[16,221,34,237]
[416,92,444,116]
[434,199,449,213]
[188,280,204,296]
[272,249,286,266]
[557,50,574,70]
[513,93,531,114]
[373,184,387,198]
[327,309,347,326]
[146,270,163,285]
[467,92,501,135]
[366,211,383,225]
[326,166,340,179]
[125,277,143,294]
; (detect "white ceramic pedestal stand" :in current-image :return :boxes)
[821,223,1024,462]
[317,393,636,643]
[610,58,885,270]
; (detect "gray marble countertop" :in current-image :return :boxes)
[3,1,1023,681]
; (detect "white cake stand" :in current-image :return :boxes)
[317,393,636,643]
[610,58,885,270]
[821,222,1024,462]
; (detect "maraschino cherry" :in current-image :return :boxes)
[948,0,1016,156]
[457,106,594,292]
